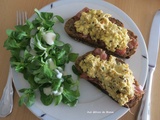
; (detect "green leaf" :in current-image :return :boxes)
[54,15,64,23]
[63,44,71,53]
[62,95,78,107]
[72,65,81,76]
[40,94,54,106]
[26,74,39,89]
[34,76,50,84]
[10,61,26,72]
[62,75,80,105]
[34,34,46,51]
[41,12,53,20]
[26,20,34,30]
[18,88,36,107]
[68,53,79,62]
[4,38,20,50]
[39,87,54,106]
[6,29,13,36]
[54,95,62,105]
[42,63,53,78]
[62,88,80,102]
[27,62,41,75]
[16,31,28,40]
[51,79,62,91]
[54,40,64,47]
[34,8,44,20]
[55,33,60,40]
[56,50,66,59]
[19,88,28,93]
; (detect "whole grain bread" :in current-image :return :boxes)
[64,8,138,58]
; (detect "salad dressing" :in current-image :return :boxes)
[43,32,56,45]
[55,69,62,79]
[43,87,52,96]
[43,86,64,96]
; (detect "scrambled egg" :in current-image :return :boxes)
[74,9,130,52]
[79,54,135,106]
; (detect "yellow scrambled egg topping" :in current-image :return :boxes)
[74,9,130,52]
[79,54,135,105]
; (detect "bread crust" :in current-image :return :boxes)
[64,8,138,58]
[75,48,143,108]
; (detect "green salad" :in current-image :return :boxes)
[4,9,80,107]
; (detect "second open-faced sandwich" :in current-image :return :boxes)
[74,48,144,108]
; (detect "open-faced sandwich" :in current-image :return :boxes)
[65,7,138,58]
[74,48,144,108]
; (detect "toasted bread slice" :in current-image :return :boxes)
[65,7,138,58]
[75,48,144,108]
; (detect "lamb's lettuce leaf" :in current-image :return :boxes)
[4,8,79,107]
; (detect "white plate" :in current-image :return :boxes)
[12,0,148,120]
